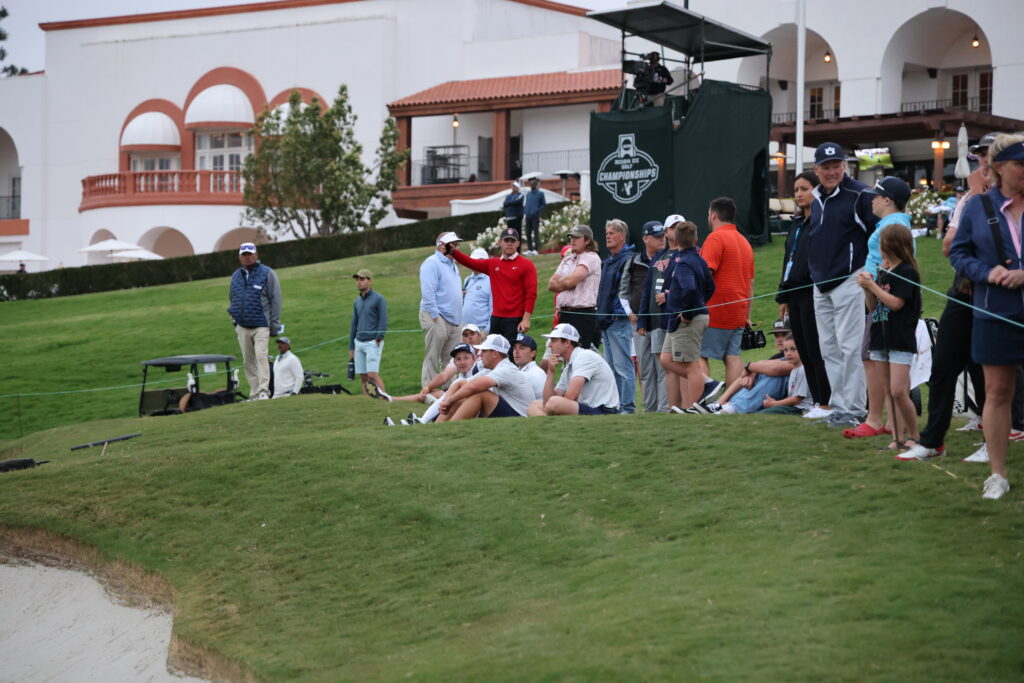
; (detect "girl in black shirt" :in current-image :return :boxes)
[856,225,922,451]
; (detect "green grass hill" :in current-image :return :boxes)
[1,236,1022,679]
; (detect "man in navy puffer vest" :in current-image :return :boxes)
[228,242,283,400]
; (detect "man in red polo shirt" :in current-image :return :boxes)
[452,227,538,348]
[700,196,755,386]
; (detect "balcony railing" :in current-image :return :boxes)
[771,109,839,124]
[901,96,991,114]
[0,194,20,220]
[408,149,590,186]
[80,170,243,211]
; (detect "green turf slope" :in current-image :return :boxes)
[1,394,1022,680]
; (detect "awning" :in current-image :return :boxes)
[120,111,181,149]
[185,84,255,129]
[587,1,770,62]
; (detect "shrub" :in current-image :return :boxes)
[906,189,941,228]
[475,201,591,253]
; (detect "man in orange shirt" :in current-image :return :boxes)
[700,197,754,386]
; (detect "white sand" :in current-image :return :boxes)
[0,558,208,683]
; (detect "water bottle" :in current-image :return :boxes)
[347,361,356,381]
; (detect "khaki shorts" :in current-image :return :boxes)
[665,314,708,362]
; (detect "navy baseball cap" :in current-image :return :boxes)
[993,141,1024,162]
[450,343,474,357]
[501,227,520,241]
[514,333,537,351]
[870,176,911,205]
[814,142,845,164]
[642,221,665,237]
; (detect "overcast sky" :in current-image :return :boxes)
[2,0,629,73]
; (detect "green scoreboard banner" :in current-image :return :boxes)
[590,80,771,252]
[590,105,676,254]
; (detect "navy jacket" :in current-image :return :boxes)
[806,175,878,292]
[638,247,673,332]
[776,213,815,303]
[665,247,715,331]
[228,262,281,330]
[949,187,1024,321]
[597,243,637,328]
[524,188,546,218]
[503,191,525,219]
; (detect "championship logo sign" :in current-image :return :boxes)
[596,133,660,204]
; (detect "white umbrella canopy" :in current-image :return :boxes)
[79,238,141,253]
[955,123,971,180]
[0,249,50,262]
[110,248,163,261]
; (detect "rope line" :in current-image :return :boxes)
[3,270,1021,399]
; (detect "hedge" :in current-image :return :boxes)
[0,208,525,302]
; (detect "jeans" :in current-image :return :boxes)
[730,374,788,414]
[602,318,637,413]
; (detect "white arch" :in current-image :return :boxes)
[138,227,195,258]
[878,8,990,114]
[214,227,265,253]
[736,25,838,118]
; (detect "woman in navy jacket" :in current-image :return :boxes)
[949,133,1024,500]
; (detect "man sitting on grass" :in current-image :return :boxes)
[390,324,484,404]
[435,334,535,421]
[385,343,481,425]
[698,324,794,414]
[513,333,546,399]
[527,323,620,416]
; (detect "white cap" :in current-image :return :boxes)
[663,214,686,227]
[542,323,581,342]
[238,242,257,254]
[473,334,510,354]
[437,231,461,246]
[470,247,489,260]
[462,323,481,334]
[513,181,522,189]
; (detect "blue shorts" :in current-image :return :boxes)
[486,395,522,418]
[701,326,743,359]
[577,402,619,416]
[353,338,383,374]
[868,349,914,365]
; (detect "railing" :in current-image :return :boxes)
[408,149,589,186]
[901,96,991,114]
[771,109,839,124]
[80,170,243,211]
[0,194,20,220]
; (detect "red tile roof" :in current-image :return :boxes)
[389,69,621,115]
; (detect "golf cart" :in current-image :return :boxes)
[139,354,240,416]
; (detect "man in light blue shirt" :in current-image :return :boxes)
[463,247,492,332]
[419,231,465,385]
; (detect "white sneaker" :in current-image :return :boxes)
[982,473,1010,500]
[896,444,945,461]
[383,416,396,426]
[720,403,738,415]
[803,405,834,420]
[963,443,989,463]
[956,416,983,432]
[670,405,687,414]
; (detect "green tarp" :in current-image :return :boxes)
[590,80,771,251]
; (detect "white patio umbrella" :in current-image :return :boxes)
[0,249,50,262]
[79,238,142,254]
[954,123,971,180]
[110,247,163,261]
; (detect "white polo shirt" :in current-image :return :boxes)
[519,360,546,399]
[555,347,619,410]
[483,358,535,416]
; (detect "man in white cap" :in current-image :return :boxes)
[419,231,465,385]
[271,336,304,398]
[527,323,619,416]
[227,242,282,400]
[437,334,535,421]
[461,247,492,333]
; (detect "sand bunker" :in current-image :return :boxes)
[0,556,208,682]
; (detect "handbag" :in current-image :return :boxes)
[740,324,766,351]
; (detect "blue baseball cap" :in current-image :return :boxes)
[514,333,537,351]
[870,176,911,205]
[993,141,1024,162]
[642,221,665,237]
[814,142,845,164]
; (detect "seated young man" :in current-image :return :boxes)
[391,324,484,404]
[756,335,812,415]
[385,343,480,425]
[436,334,535,421]
[700,325,793,414]
[527,323,620,416]
[513,333,546,399]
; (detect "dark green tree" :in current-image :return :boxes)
[0,6,28,77]
[241,85,408,239]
